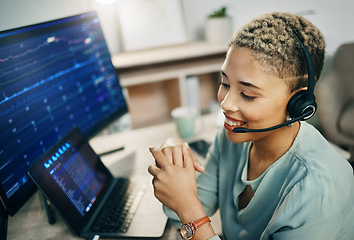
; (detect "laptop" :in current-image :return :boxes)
[27,127,167,238]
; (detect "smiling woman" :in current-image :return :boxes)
[148,12,354,240]
[218,47,290,138]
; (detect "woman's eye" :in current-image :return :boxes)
[219,82,230,88]
[241,92,255,101]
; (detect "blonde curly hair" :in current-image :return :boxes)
[229,12,326,92]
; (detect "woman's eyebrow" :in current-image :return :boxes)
[221,69,261,90]
[240,80,261,90]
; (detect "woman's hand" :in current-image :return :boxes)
[157,138,205,173]
[148,143,217,239]
[148,143,201,214]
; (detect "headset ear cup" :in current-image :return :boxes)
[287,90,317,120]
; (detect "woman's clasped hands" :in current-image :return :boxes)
[147,139,205,215]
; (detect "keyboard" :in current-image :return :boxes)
[88,179,146,233]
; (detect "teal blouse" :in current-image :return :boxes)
[164,122,354,239]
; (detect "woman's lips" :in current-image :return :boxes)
[223,114,246,131]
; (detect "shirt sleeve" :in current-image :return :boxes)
[208,235,222,240]
[195,129,223,217]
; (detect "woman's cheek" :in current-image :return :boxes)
[217,88,226,104]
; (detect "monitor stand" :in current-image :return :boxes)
[40,192,56,224]
[0,202,8,240]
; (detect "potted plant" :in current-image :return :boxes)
[205,6,233,44]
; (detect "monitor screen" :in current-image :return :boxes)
[0,12,128,216]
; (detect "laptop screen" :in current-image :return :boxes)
[0,11,128,216]
[28,127,113,233]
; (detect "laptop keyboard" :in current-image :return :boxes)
[88,178,146,233]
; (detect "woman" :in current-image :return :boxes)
[148,12,354,240]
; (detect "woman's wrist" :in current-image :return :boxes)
[180,216,212,240]
[178,211,216,240]
[176,195,206,224]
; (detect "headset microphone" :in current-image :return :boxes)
[232,30,317,134]
[232,108,313,133]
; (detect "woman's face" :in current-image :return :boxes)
[218,47,292,143]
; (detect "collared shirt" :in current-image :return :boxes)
[164,122,354,239]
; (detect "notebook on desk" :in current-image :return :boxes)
[27,127,167,239]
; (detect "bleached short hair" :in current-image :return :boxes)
[230,12,326,92]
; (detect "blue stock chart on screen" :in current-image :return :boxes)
[0,12,127,215]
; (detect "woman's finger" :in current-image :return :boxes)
[182,143,194,168]
[149,147,171,169]
[148,164,160,177]
[161,146,173,163]
[159,145,183,167]
[172,145,183,167]
[184,143,205,172]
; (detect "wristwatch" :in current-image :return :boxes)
[180,216,211,239]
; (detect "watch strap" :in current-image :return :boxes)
[191,216,211,230]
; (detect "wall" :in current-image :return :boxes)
[181,0,354,56]
[0,0,353,56]
[0,0,90,30]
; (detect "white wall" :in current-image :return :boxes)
[89,0,122,53]
[181,0,354,56]
[0,0,353,56]
[0,0,90,30]
[0,0,121,53]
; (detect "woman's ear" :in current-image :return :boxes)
[288,86,307,101]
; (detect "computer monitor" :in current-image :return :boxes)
[0,12,128,216]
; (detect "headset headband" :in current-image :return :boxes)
[292,30,315,101]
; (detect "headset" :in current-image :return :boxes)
[233,30,317,133]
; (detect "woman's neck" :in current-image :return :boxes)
[248,122,300,180]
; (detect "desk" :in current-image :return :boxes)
[7,113,222,239]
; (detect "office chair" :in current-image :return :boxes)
[316,42,354,164]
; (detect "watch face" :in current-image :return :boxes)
[180,224,194,239]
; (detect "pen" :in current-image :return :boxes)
[98,146,124,157]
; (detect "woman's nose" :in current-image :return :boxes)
[220,91,240,112]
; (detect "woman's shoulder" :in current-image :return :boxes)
[291,122,351,176]
[271,122,354,208]
[283,123,354,209]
